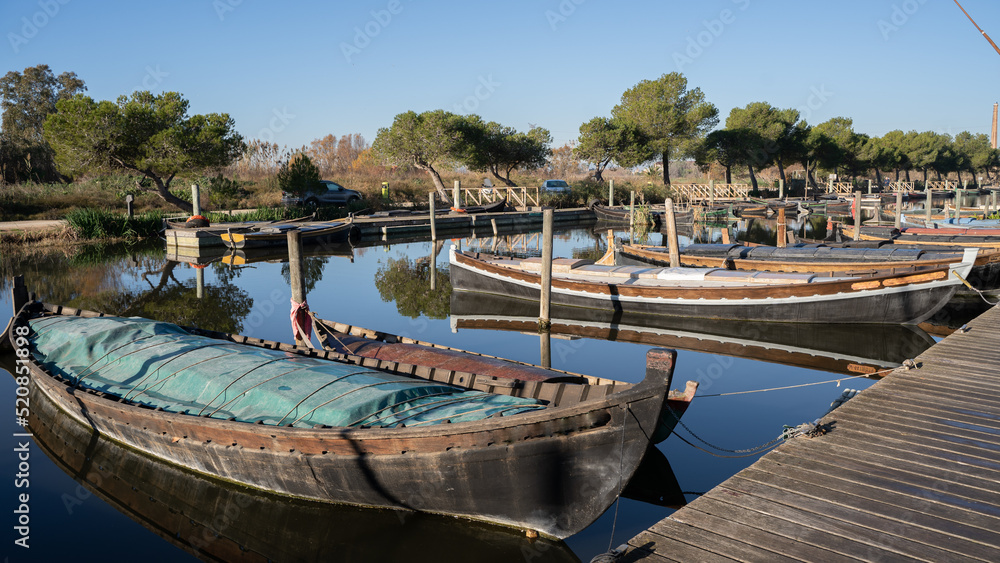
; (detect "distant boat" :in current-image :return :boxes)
[220,219,358,249]
[449,246,976,324]
[10,301,693,539]
[589,202,694,227]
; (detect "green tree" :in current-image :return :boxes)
[0,64,86,183]
[372,110,465,203]
[954,131,999,183]
[575,117,653,182]
[460,117,552,186]
[876,130,911,182]
[276,153,321,196]
[611,72,718,185]
[696,129,748,184]
[902,130,949,184]
[44,91,244,213]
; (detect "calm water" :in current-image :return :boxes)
[0,222,984,562]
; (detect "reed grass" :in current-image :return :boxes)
[65,208,165,240]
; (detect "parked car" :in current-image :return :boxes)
[281,180,362,208]
[541,179,570,193]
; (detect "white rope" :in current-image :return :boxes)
[696,368,895,398]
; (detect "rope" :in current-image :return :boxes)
[953,270,1000,305]
[290,298,315,349]
[606,404,629,553]
[663,405,784,458]
[695,369,895,398]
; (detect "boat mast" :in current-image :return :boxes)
[953,0,1000,57]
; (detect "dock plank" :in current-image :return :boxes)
[626,305,1000,562]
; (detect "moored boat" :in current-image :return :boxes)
[7,300,692,539]
[221,219,359,249]
[449,246,977,324]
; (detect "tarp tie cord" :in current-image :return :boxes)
[290,298,315,348]
[953,270,1000,305]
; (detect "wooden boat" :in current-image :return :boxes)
[448,246,977,324]
[7,301,692,539]
[220,219,359,249]
[24,373,583,562]
[448,291,937,378]
[451,198,507,214]
[614,242,1000,291]
[840,224,1000,250]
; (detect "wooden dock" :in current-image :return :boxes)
[623,304,1000,562]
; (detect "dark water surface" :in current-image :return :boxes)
[0,223,978,562]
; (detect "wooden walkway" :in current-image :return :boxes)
[623,304,1000,562]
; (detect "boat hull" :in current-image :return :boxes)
[450,248,971,324]
[13,305,672,539]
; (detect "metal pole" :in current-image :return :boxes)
[664,198,680,267]
[895,191,903,230]
[853,191,862,241]
[429,193,437,241]
[287,229,306,347]
[539,209,553,330]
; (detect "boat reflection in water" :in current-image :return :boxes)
[450,292,938,377]
[28,383,584,563]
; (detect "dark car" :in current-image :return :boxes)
[281,180,362,208]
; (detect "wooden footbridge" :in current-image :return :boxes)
[622,304,1000,562]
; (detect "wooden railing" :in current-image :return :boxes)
[460,186,540,208]
[673,183,751,202]
[885,181,914,192]
[827,182,855,194]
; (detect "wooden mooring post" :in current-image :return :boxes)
[776,206,787,248]
[287,229,307,347]
[925,189,933,224]
[895,190,903,229]
[629,191,635,245]
[538,209,553,330]
[853,191,862,241]
[664,198,680,267]
[192,184,201,216]
[429,193,437,241]
[608,179,614,206]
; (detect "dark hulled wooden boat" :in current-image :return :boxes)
[449,246,977,324]
[452,198,507,214]
[589,203,694,227]
[7,301,689,539]
[24,372,583,562]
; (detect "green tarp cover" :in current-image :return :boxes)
[29,316,545,428]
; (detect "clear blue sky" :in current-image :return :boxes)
[4,0,999,150]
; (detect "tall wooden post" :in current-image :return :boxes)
[992,190,998,217]
[430,247,437,291]
[11,275,27,316]
[453,180,461,208]
[955,187,962,222]
[540,332,551,369]
[608,179,614,206]
[867,179,872,194]
[664,198,680,267]
[191,184,201,216]
[539,209,553,330]
[778,179,784,199]
[853,191,862,241]
[287,229,306,347]
[429,193,437,241]
[195,268,204,299]
[709,179,715,206]
[629,191,635,245]
[925,189,933,224]
[895,191,903,230]
[776,206,787,248]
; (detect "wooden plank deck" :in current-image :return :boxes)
[622,304,1000,562]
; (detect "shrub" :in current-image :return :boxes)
[276,153,321,195]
